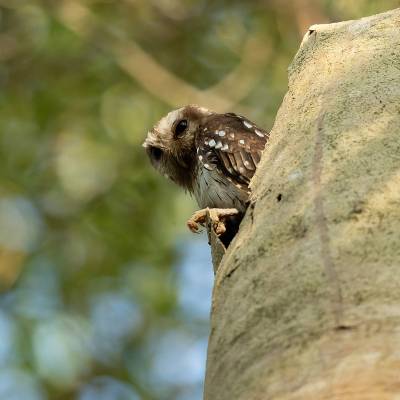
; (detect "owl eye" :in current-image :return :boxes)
[174,119,188,137]
[149,146,163,162]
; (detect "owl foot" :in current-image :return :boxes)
[187,208,239,236]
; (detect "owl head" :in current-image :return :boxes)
[143,105,213,186]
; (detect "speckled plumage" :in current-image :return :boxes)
[143,105,269,236]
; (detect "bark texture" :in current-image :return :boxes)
[204,8,400,400]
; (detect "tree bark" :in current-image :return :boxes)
[204,8,400,400]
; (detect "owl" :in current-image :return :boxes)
[143,105,268,245]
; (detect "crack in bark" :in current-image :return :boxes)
[312,113,344,327]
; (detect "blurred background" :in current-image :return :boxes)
[0,0,397,399]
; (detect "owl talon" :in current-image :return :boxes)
[187,208,239,236]
[187,209,207,233]
[187,219,202,233]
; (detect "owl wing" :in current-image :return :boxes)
[195,113,269,187]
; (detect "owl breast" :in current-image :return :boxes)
[193,163,249,212]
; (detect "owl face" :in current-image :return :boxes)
[144,105,269,210]
[143,105,212,187]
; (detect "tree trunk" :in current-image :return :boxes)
[204,8,400,400]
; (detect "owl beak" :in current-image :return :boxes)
[142,135,151,148]
[142,134,157,150]
[142,130,164,150]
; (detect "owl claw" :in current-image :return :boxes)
[187,208,239,236]
[187,209,207,233]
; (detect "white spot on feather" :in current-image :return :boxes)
[222,144,229,151]
[215,141,223,149]
[239,167,245,174]
[243,121,252,129]
[204,163,212,170]
[255,129,264,137]
[239,139,245,145]
[209,139,216,147]
[218,130,226,137]
[230,133,235,139]
[199,155,203,161]
[244,161,250,168]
